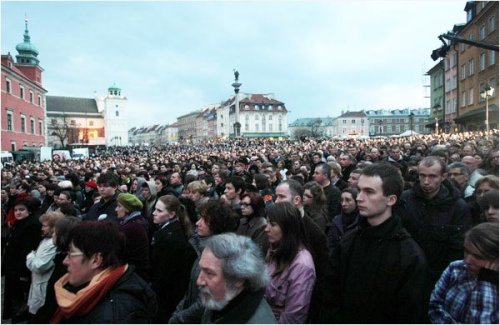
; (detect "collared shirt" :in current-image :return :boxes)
[429,260,499,324]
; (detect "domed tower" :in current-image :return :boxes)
[103,83,129,146]
[15,18,39,66]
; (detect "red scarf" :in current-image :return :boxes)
[50,264,127,323]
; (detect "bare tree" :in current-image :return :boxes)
[309,118,324,138]
[50,119,70,149]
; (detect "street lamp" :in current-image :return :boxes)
[433,104,442,135]
[409,112,415,136]
[378,120,383,136]
[480,86,495,134]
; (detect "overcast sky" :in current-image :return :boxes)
[2,1,466,128]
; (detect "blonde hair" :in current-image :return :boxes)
[39,211,64,229]
[186,180,208,195]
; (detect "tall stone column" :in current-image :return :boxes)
[232,69,242,138]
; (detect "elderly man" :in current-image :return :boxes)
[447,162,474,199]
[197,233,276,323]
[51,221,157,323]
[462,155,484,189]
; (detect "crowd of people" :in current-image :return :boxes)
[1,129,499,323]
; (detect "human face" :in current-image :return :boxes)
[196,216,211,237]
[14,204,30,220]
[98,183,116,200]
[339,155,352,168]
[115,202,128,219]
[302,189,313,206]
[461,156,477,173]
[313,167,328,185]
[63,243,96,287]
[463,239,492,275]
[58,194,71,205]
[187,190,202,203]
[131,180,138,192]
[265,219,283,244]
[476,183,494,201]
[274,183,294,204]
[155,180,163,191]
[341,192,357,214]
[485,205,499,223]
[240,196,254,216]
[41,221,53,237]
[170,173,182,186]
[224,183,239,201]
[448,167,468,188]
[462,145,475,156]
[356,175,395,225]
[347,173,361,188]
[418,163,446,198]
[312,155,322,164]
[390,149,401,161]
[38,184,47,195]
[1,190,8,203]
[197,248,237,311]
[152,200,175,224]
[142,186,150,198]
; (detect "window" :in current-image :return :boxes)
[489,16,496,33]
[480,53,486,71]
[342,120,346,124]
[352,119,356,124]
[6,79,11,93]
[469,88,474,105]
[461,91,466,107]
[453,52,458,67]
[278,105,282,110]
[29,91,34,104]
[469,59,475,76]
[7,112,13,131]
[255,124,259,131]
[269,114,272,121]
[115,110,119,117]
[20,86,24,99]
[255,115,259,120]
[279,123,282,131]
[268,105,273,110]
[254,105,259,110]
[30,119,35,134]
[38,95,42,106]
[269,124,273,131]
[20,115,26,133]
[245,123,248,131]
[490,50,496,66]
[11,142,16,151]
[70,120,76,126]
[480,25,486,39]
[244,104,249,110]
[39,121,43,135]
[89,120,94,126]
[461,64,466,80]
[460,43,465,52]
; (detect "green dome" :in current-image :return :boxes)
[16,41,39,55]
[15,19,39,65]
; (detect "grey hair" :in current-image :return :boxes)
[447,162,469,176]
[204,233,269,291]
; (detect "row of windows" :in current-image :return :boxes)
[459,51,496,80]
[5,78,44,107]
[462,14,496,51]
[6,112,43,135]
[244,104,283,111]
[9,142,45,151]
[460,78,496,107]
[341,119,366,124]
[243,123,283,132]
[370,125,422,133]
[244,114,284,121]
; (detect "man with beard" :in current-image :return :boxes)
[196,233,276,323]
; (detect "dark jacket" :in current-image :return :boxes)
[327,210,359,252]
[150,219,197,323]
[236,215,269,257]
[319,215,431,323]
[398,179,472,282]
[201,289,276,324]
[119,211,151,281]
[83,192,118,222]
[304,206,329,234]
[322,183,341,219]
[61,266,157,324]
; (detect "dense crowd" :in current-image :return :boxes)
[1,129,499,323]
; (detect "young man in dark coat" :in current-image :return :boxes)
[83,172,119,222]
[398,156,472,283]
[319,163,430,323]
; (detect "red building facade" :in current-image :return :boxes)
[1,20,47,151]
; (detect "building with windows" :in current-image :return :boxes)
[333,111,369,137]
[365,108,430,136]
[288,117,336,139]
[1,19,47,151]
[217,93,288,139]
[46,85,129,148]
[128,123,178,146]
[426,61,445,133]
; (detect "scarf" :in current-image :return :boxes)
[50,264,128,323]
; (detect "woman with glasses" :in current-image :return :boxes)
[429,222,499,323]
[264,201,316,323]
[236,192,269,256]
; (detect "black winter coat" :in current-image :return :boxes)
[150,220,197,323]
[61,266,157,323]
[398,179,472,282]
[83,193,118,221]
[319,215,431,324]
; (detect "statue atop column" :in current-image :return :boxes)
[233,69,239,82]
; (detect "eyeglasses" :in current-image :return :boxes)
[240,202,252,207]
[65,251,84,259]
[448,172,463,176]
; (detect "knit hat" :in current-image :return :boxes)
[85,181,97,189]
[116,193,143,212]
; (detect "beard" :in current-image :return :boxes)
[199,285,241,311]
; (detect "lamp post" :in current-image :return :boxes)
[433,104,442,135]
[232,69,242,138]
[378,120,383,136]
[480,86,495,135]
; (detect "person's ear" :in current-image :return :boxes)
[387,194,397,207]
[90,252,103,270]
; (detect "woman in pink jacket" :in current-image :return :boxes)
[264,201,316,324]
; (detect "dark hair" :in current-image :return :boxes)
[178,196,197,225]
[303,181,326,205]
[419,156,447,175]
[341,187,359,200]
[265,201,306,277]
[281,179,304,199]
[254,174,270,190]
[479,189,499,211]
[68,221,125,269]
[17,183,32,193]
[199,199,238,235]
[54,216,81,251]
[360,163,403,201]
[465,222,499,261]
[157,195,192,237]
[314,162,331,178]
[58,202,79,217]
[241,192,266,218]
[97,172,119,187]
[228,176,246,195]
